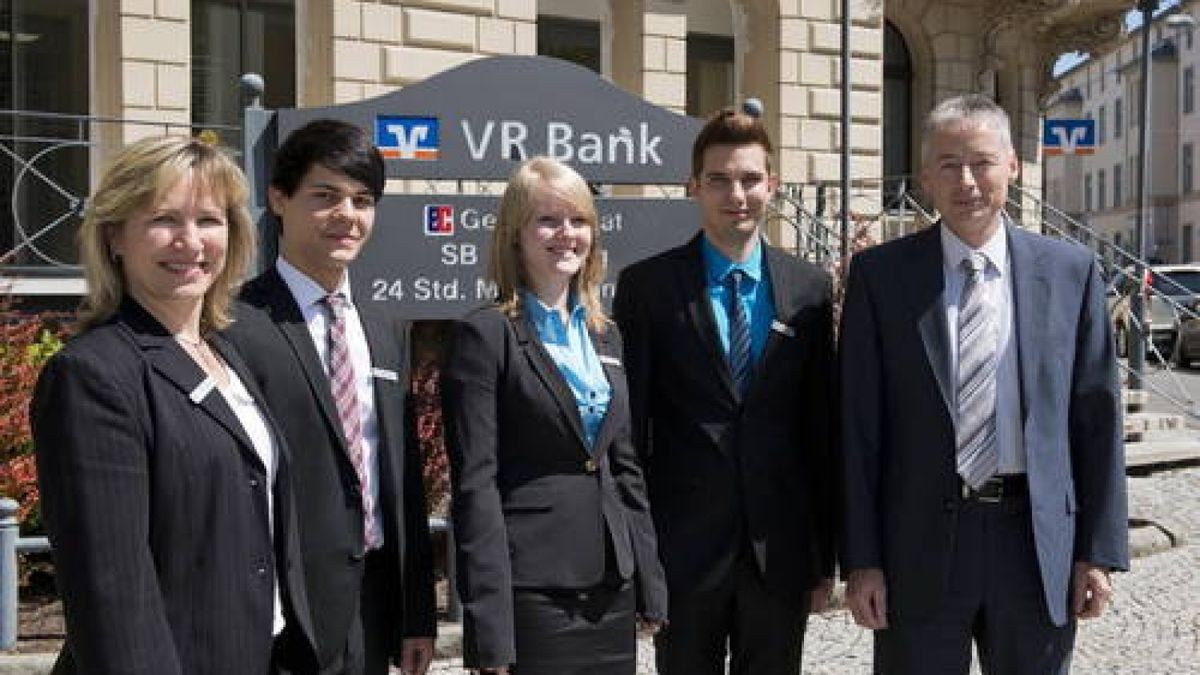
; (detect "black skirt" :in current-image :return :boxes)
[510,581,637,675]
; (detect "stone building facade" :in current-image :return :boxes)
[1,0,1144,292]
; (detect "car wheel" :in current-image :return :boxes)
[1173,336,1192,369]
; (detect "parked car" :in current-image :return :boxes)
[1172,310,1200,367]
[1109,264,1200,359]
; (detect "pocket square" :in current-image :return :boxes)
[771,320,797,338]
[599,355,622,367]
[371,367,400,382]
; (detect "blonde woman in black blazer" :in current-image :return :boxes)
[31,137,318,675]
[442,157,667,675]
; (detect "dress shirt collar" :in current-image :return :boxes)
[940,219,1009,278]
[702,234,763,286]
[276,256,355,310]
[522,290,586,343]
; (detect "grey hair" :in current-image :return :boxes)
[921,94,1014,164]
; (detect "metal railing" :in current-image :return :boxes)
[0,109,240,275]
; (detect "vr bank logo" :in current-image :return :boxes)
[424,205,455,236]
[1043,119,1095,156]
[377,116,440,160]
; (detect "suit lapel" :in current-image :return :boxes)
[589,326,625,459]
[512,312,590,453]
[118,302,261,469]
[906,225,954,416]
[751,244,799,397]
[358,310,405,515]
[1008,225,1048,426]
[257,269,350,449]
[676,234,739,401]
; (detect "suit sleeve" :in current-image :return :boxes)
[1069,258,1130,571]
[441,314,515,669]
[806,272,840,579]
[604,325,668,621]
[32,351,183,675]
[837,256,885,572]
[398,319,437,640]
[613,269,653,464]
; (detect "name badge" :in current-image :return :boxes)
[599,355,622,367]
[189,377,216,404]
[771,320,797,338]
[371,367,400,382]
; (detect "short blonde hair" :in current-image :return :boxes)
[488,157,608,332]
[78,135,255,332]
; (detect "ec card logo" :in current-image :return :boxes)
[424,205,454,236]
[377,116,440,160]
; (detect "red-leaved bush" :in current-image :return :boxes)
[0,293,65,532]
[410,320,452,517]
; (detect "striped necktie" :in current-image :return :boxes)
[955,253,999,489]
[726,269,753,397]
[324,293,381,549]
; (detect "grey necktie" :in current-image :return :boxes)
[955,253,999,489]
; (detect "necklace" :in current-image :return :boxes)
[175,332,229,387]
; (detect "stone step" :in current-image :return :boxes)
[1126,434,1200,470]
[1123,388,1149,412]
[1124,410,1185,441]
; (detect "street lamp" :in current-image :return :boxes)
[1131,4,1196,390]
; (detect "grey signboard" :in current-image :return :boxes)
[250,55,710,320]
[352,195,699,319]
[276,55,705,184]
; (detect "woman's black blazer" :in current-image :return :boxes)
[441,305,667,669]
[31,298,318,675]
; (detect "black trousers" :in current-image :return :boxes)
[654,549,811,675]
[874,487,1077,675]
[510,581,637,675]
[315,549,398,675]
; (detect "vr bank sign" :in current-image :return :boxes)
[377,115,664,166]
[1043,119,1095,156]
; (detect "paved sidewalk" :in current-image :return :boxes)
[3,468,1195,674]
[425,466,1200,674]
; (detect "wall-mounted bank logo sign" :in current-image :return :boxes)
[424,204,455,236]
[1043,119,1096,156]
[377,116,440,160]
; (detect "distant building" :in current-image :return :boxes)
[1046,1,1200,264]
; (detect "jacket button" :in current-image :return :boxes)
[249,478,260,489]
[584,459,597,473]
[255,560,269,576]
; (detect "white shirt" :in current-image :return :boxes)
[941,223,1027,475]
[276,257,384,548]
[216,367,286,635]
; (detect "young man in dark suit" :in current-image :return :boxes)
[613,107,837,674]
[225,119,436,675]
[839,94,1128,674]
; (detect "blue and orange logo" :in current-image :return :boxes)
[424,205,454,236]
[377,116,440,160]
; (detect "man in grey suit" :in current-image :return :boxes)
[839,94,1129,674]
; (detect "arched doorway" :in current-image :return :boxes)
[883,20,913,205]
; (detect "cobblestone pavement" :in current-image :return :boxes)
[421,467,1200,674]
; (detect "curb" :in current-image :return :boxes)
[0,653,51,675]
